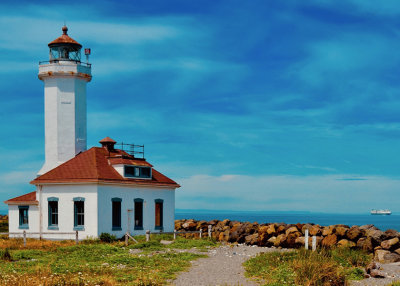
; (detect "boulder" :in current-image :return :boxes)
[334,226,349,237]
[286,232,302,248]
[274,234,286,247]
[285,226,299,236]
[395,248,400,255]
[258,232,271,246]
[381,237,399,250]
[384,229,399,240]
[244,233,259,245]
[309,225,321,236]
[365,261,380,274]
[346,226,362,241]
[276,224,287,234]
[322,226,334,236]
[370,269,385,278]
[182,219,197,230]
[374,249,391,263]
[357,237,374,252]
[321,234,337,247]
[268,236,277,245]
[337,239,356,248]
[266,224,276,235]
[301,224,313,235]
[218,229,230,242]
[383,252,400,263]
[258,225,269,234]
[366,228,385,245]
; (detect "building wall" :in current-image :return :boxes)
[8,203,40,238]
[97,184,175,237]
[40,184,98,239]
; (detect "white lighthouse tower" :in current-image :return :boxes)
[38,26,92,175]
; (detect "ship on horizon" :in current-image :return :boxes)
[371,209,392,215]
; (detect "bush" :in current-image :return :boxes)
[99,232,117,243]
[1,248,12,261]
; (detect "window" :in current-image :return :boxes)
[124,166,151,179]
[134,198,143,230]
[73,197,85,230]
[112,198,122,231]
[48,197,59,230]
[18,206,29,229]
[155,199,163,230]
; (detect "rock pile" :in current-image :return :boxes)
[175,219,400,263]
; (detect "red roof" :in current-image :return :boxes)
[48,26,82,48]
[99,137,116,144]
[30,147,180,188]
[4,191,38,205]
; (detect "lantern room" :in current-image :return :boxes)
[48,26,82,62]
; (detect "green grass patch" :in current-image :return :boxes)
[0,237,213,285]
[244,248,372,286]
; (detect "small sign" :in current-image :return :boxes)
[84,48,91,55]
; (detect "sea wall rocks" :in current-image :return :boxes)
[175,219,400,263]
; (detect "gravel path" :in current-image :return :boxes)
[171,244,284,286]
[350,262,400,286]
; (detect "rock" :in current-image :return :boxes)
[381,237,399,250]
[276,224,286,234]
[221,219,231,226]
[365,261,379,274]
[384,229,400,239]
[366,229,385,245]
[360,224,375,231]
[334,226,349,237]
[266,224,276,235]
[268,236,277,245]
[346,226,362,241]
[309,225,321,236]
[337,239,356,248]
[244,233,259,245]
[321,234,337,247]
[395,248,400,255]
[286,232,302,248]
[218,230,230,242]
[370,269,385,278]
[322,226,334,236]
[182,220,197,230]
[357,237,374,252]
[258,232,271,246]
[258,225,269,234]
[160,240,173,245]
[375,249,391,262]
[274,234,286,247]
[301,224,313,235]
[383,252,400,263]
[285,226,299,235]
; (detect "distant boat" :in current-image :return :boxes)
[371,209,392,215]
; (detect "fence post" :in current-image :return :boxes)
[23,230,26,247]
[305,229,309,250]
[199,229,202,239]
[173,229,177,240]
[75,231,79,245]
[146,230,150,242]
[312,235,317,251]
[125,233,128,246]
[208,225,212,238]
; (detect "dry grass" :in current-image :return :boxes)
[244,248,371,286]
[0,237,76,250]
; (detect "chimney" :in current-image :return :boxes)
[99,137,116,152]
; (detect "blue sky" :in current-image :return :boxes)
[1,0,400,213]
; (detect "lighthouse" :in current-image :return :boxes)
[38,26,92,175]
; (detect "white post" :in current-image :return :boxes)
[23,230,26,247]
[75,231,79,245]
[199,229,202,239]
[305,229,309,250]
[173,229,177,240]
[312,235,317,251]
[208,225,212,238]
[125,233,128,246]
[146,230,150,242]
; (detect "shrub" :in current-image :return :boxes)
[1,248,12,261]
[99,233,117,243]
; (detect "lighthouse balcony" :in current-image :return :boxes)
[38,61,92,82]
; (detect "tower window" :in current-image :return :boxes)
[73,197,85,230]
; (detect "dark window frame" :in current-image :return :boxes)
[154,199,163,230]
[48,197,59,230]
[112,198,122,231]
[124,166,152,179]
[73,197,85,231]
[134,198,144,230]
[18,206,29,229]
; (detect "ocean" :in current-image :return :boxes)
[175,210,400,232]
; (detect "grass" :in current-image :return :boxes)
[0,235,217,285]
[244,247,372,286]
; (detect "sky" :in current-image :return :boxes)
[0,0,400,214]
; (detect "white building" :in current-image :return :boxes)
[4,27,180,239]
